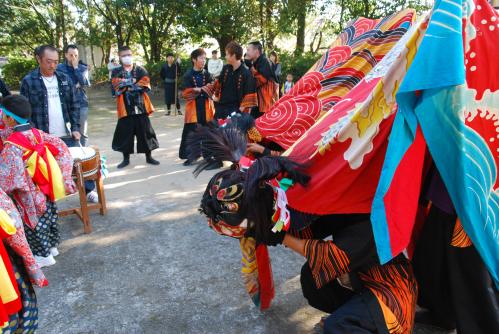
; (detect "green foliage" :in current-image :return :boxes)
[181,0,259,56]
[143,62,163,87]
[1,0,433,63]
[91,66,110,84]
[1,58,37,89]
[279,52,321,82]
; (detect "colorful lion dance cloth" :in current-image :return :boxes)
[371,0,499,286]
[283,11,428,217]
[284,0,498,286]
[190,9,419,311]
[254,10,416,149]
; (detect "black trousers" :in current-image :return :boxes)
[412,206,499,334]
[112,114,159,154]
[300,264,386,333]
[164,83,180,110]
[179,123,197,160]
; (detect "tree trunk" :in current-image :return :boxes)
[339,0,345,31]
[259,0,265,49]
[314,31,323,53]
[363,0,370,17]
[100,46,105,66]
[139,33,150,63]
[60,0,67,51]
[55,5,62,51]
[90,44,96,68]
[115,23,124,48]
[217,36,233,58]
[265,0,273,50]
[295,10,306,55]
[150,31,162,63]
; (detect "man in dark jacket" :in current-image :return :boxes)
[57,44,91,146]
[20,45,97,202]
[20,45,80,144]
[245,41,279,117]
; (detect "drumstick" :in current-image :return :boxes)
[78,140,86,155]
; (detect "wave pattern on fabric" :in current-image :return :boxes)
[282,14,427,217]
[255,10,416,149]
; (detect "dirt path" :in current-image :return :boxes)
[36,88,448,334]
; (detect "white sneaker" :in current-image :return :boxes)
[50,247,59,257]
[87,191,99,203]
[34,255,56,268]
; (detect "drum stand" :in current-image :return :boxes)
[59,148,107,233]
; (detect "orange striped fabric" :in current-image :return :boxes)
[182,88,215,124]
[304,239,351,288]
[182,87,199,101]
[451,219,473,248]
[251,67,279,113]
[360,259,418,334]
[240,93,258,112]
[288,226,314,240]
[256,81,279,113]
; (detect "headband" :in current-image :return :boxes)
[1,106,29,124]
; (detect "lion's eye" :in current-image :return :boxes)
[226,185,239,196]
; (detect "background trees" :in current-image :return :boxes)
[0,0,432,87]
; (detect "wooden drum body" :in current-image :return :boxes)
[68,147,99,177]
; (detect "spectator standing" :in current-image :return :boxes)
[111,46,160,169]
[245,42,279,117]
[160,52,182,116]
[57,44,91,146]
[20,44,98,202]
[283,73,294,95]
[269,51,282,97]
[108,58,120,97]
[207,50,223,78]
[179,48,215,166]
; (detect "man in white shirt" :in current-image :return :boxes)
[207,50,223,78]
[44,75,67,137]
[20,45,80,142]
[20,45,99,202]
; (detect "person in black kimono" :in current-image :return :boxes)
[179,48,215,166]
[412,167,499,333]
[213,41,257,120]
[160,53,181,116]
[111,46,160,168]
[245,41,279,118]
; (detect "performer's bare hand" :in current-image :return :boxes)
[72,131,81,141]
[239,106,245,113]
[246,143,265,154]
[213,96,220,102]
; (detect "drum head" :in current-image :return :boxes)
[69,147,96,160]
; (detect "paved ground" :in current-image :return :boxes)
[36,88,452,333]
